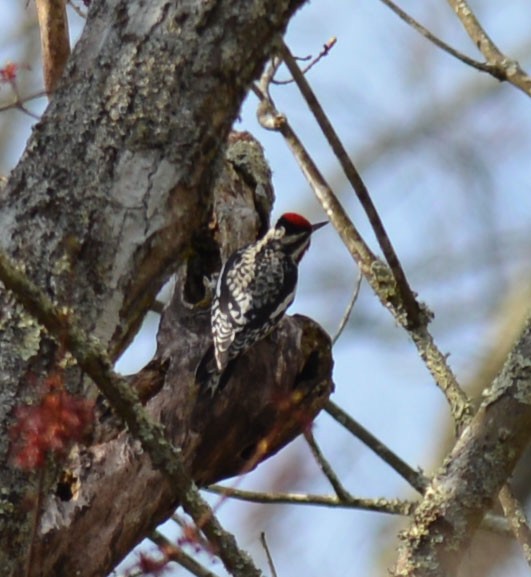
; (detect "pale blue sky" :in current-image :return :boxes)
[2,2,531,576]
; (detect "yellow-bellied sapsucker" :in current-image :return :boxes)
[196,212,327,395]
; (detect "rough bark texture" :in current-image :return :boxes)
[36,313,332,577]
[393,316,531,577]
[31,133,333,577]
[0,1,322,576]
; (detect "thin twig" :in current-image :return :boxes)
[279,41,422,331]
[15,103,41,120]
[446,0,531,96]
[260,533,278,577]
[171,513,212,552]
[67,0,87,19]
[498,485,531,567]
[207,485,416,516]
[206,485,510,535]
[376,0,496,75]
[0,249,263,577]
[0,90,47,116]
[35,0,71,93]
[445,0,510,64]
[273,37,337,85]
[150,530,220,577]
[332,269,362,345]
[253,70,472,431]
[379,0,531,96]
[325,400,427,493]
[304,429,352,501]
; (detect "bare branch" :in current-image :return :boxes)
[35,0,71,94]
[446,0,531,96]
[332,269,362,345]
[498,485,531,567]
[273,37,337,85]
[394,315,531,576]
[260,533,279,577]
[0,248,263,577]
[377,0,498,76]
[253,70,472,430]
[0,90,47,114]
[325,401,427,493]
[279,41,423,331]
[67,0,87,19]
[379,0,531,95]
[304,429,352,501]
[207,485,416,516]
[150,530,220,577]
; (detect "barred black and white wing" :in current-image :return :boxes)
[212,242,297,372]
[195,212,325,396]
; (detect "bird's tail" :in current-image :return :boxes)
[195,344,234,396]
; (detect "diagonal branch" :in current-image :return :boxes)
[498,484,531,567]
[0,90,47,114]
[206,485,510,535]
[325,400,427,493]
[35,0,71,94]
[394,314,531,576]
[376,0,499,76]
[304,429,352,501]
[0,249,263,577]
[260,533,279,577]
[279,41,422,330]
[207,485,416,516]
[446,0,531,96]
[253,71,472,430]
[378,0,531,95]
[332,269,362,345]
[150,530,221,577]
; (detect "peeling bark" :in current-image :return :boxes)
[32,140,333,577]
[0,1,314,575]
[38,312,332,577]
[393,316,531,577]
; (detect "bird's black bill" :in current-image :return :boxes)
[311,221,328,233]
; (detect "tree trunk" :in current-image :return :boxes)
[0,2,335,576]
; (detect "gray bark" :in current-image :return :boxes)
[393,315,531,576]
[0,1,335,576]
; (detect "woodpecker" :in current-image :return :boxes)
[196,212,327,395]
